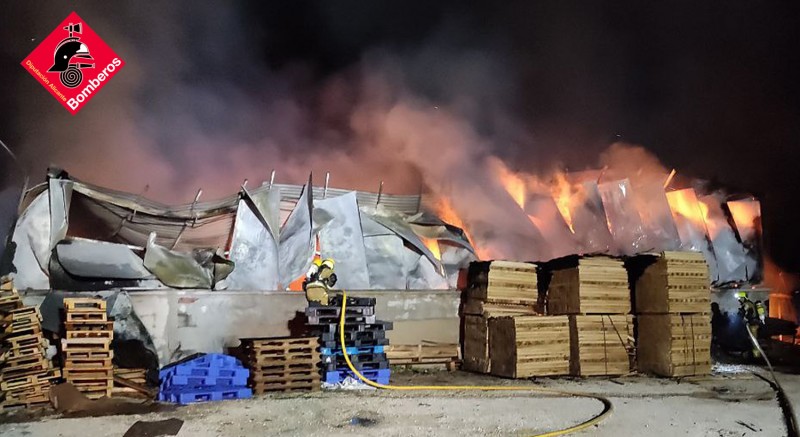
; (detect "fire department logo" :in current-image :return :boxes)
[21,12,124,115]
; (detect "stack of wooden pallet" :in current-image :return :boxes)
[386,343,460,370]
[634,251,712,377]
[462,261,539,373]
[239,337,321,394]
[0,278,60,410]
[61,298,114,399]
[544,256,631,376]
[489,316,570,378]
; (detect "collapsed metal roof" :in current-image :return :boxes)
[5,171,475,291]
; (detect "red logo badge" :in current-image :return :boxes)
[21,12,124,115]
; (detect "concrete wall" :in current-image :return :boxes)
[24,290,460,366]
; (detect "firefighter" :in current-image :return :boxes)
[303,258,337,305]
[737,292,763,359]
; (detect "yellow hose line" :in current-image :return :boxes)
[337,289,613,436]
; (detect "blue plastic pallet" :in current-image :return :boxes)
[161,374,248,388]
[159,354,242,378]
[160,365,249,379]
[158,387,252,404]
[323,368,390,385]
[320,345,385,356]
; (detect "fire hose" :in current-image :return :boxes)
[337,289,613,436]
[745,322,799,437]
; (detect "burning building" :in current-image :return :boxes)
[2,147,765,294]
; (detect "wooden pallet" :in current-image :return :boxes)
[65,321,114,331]
[240,337,319,349]
[66,312,107,323]
[251,377,321,394]
[462,315,490,373]
[569,315,630,377]
[545,256,630,315]
[489,316,570,378]
[64,349,113,360]
[62,337,112,352]
[0,371,61,392]
[634,251,711,314]
[466,261,538,305]
[63,298,107,312]
[66,329,113,339]
[386,343,460,369]
[637,314,711,377]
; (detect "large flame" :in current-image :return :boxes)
[666,189,708,229]
[727,199,761,241]
[433,196,491,260]
[551,172,576,233]
[493,162,527,209]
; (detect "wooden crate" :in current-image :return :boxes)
[634,251,711,314]
[637,314,711,377]
[466,261,538,305]
[569,315,630,376]
[489,316,570,378]
[462,315,490,373]
[545,256,630,315]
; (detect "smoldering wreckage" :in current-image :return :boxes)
[0,153,796,436]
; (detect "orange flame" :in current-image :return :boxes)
[727,199,761,241]
[433,197,490,260]
[494,165,527,209]
[763,257,799,342]
[666,189,708,229]
[551,172,575,233]
[421,237,441,260]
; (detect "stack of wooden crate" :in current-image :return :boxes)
[61,298,114,399]
[0,278,60,410]
[544,256,631,377]
[238,336,321,393]
[634,251,712,377]
[462,261,539,373]
[489,316,570,378]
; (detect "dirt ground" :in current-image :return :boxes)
[0,367,796,436]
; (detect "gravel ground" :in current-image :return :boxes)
[0,369,794,436]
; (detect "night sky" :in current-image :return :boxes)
[1,2,799,271]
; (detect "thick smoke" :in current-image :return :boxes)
[0,2,768,264]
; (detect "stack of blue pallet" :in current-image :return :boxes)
[158,353,252,404]
[307,296,392,385]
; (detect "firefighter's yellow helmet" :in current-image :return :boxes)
[322,258,335,269]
